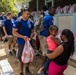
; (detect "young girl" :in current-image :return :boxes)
[46,29,74,75]
[38,25,61,75]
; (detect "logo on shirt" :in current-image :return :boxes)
[44,16,46,18]
[28,24,31,28]
[13,24,16,27]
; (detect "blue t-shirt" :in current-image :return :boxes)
[13,19,34,45]
[18,12,22,17]
[0,16,5,20]
[41,14,53,37]
[3,19,13,35]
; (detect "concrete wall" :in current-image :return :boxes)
[54,13,76,32]
[54,15,72,30]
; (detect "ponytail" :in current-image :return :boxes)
[62,29,75,55]
[68,32,74,55]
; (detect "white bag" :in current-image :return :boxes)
[22,41,35,63]
[0,60,14,75]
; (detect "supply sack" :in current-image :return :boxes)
[22,41,35,63]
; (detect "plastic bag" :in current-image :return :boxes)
[22,40,35,63]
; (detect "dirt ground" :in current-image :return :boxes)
[0,42,76,75]
[0,42,42,75]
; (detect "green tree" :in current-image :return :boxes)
[0,0,31,15]
[0,0,18,15]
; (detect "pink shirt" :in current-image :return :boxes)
[46,36,58,51]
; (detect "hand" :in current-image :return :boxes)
[26,38,32,41]
[30,32,35,39]
[50,36,54,39]
[28,38,31,41]
[45,53,48,57]
[23,36,28,41]
[5,34,8,38]
[56,38,61,41]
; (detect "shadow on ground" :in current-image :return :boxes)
[0,42,42,75]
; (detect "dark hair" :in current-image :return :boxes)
[48,7,55,16]
[62,29,75,55]
[49,7,55,11]
[48,25,58,36]
[41,12,45,16]
[7,12,12,16]
[42,5,48,11]
[21,8,30,14]
[49,25,58,31]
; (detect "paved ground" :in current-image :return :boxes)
[0,42,76,75]
[64,65,76,75]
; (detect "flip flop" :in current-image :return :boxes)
[37,72,45,75]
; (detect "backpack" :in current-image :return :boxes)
[17,19,33,32]
[17,20,22,31]
[35,15,47,35]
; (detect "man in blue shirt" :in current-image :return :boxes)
[41,7,55,37]
[13,8,34,75]
[18,9,23,18]
[38,7,55,71]
[3,12,16,55]
[0,12,5,41]
[0,12,5,20]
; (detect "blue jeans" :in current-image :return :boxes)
[43,50,53,73]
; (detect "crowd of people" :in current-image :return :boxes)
[0,5,75,75]
[30,3,76,19]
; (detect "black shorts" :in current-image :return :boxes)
[17,44,24,61]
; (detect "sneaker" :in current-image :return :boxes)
[4,38,8,43]
[35,50,42,56]
[26,69,32,75]
[20,73,24,75]
[37,72,45,75]
[39,50,42,55]
[44,72,48,75]
[35,52,40,56]
[12,49,16,54]
[9,51,13,55]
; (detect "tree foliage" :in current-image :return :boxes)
[17,0,30,4]
[0,0,18,15]
[0,0,30,15]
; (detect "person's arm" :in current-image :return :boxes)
[3,26,8,36]
[49,16,53,26]
[46,45,64,59]
[12,21,27,41]
[51,36,61,45]
[2,21,8,38]
[12,28,27,41]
